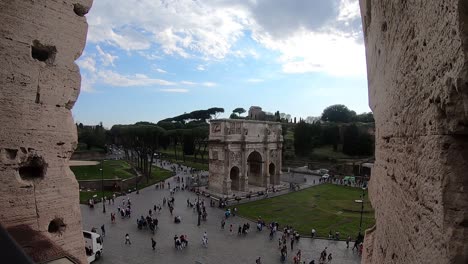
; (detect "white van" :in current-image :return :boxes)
[319,169,329,175]
[83,231,103,263]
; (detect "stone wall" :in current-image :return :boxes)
[0,0,93,263]
[359,1,467,263]
[78,175,144,193]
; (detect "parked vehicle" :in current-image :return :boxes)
[319,169,329,175]
[321,174,330,179]
[84,230,103,263]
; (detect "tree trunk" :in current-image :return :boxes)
[148,151,154,182]
[201,142,207,162]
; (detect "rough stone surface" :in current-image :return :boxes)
[359,1,468,263]
[0,0,93,263]
[208,119,283,195]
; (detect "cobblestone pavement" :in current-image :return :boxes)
[81,163,361,264]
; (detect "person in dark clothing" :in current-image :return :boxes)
[290,237,294,250]
[151,238,156,250]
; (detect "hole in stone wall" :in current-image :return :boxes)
[5,149,18,160]
[31,40,57,64]
[73,3,90,16]
[381,21,388,32]
[48,217,66,234]
[19,155,47,180]
[65,100,75,110]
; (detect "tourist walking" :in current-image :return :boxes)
[229,224,233,234]
[125,233,131,245]
[202,232,208,247]
[290,237,294,250]
[346,236,351,248]
[151,238,156,250]
[352,239,359,251]
[256,257,262,264]
[100,224,105,237]
[221,218,226,229]
[327,253,333,263]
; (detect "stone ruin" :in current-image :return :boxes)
[0,0,93,262]
[208,119,283,195]
[360,0,467,263]
[0,0,466,263]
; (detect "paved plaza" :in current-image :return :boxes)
[81,163,362,264]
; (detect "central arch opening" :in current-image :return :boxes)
[247,151,263,186]
[230,166,240,191]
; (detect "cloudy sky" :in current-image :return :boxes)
[74,0,370,126]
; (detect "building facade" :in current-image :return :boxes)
[208,119,283,195]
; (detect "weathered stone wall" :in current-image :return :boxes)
[0,0,93,263]
[360,1,467,263]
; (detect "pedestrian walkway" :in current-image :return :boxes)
[80,160,361,264]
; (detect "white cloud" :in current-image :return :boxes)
[80,74,97,93]
[139,52,161,60]
[98,70,175,87]
[233,48,260,59]
[96,45,118,66]
[180,81,216,87]
[254,30,366,76]
[85,0,366,77]
[155,68,167,74]
[159,88,189,93]
[201,82,217,87]
[246,78,264,83]
[77,56,96,72]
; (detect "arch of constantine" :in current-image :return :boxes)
[208,119,283,195]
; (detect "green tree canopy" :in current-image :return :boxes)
[321,104,355,123]
[354,112,375,123]
[232,107,246,115]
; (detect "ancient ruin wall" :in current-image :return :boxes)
[359,1,467,263]
[0,0,93,262]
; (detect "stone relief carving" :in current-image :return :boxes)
[212,124,221,133]
[228,122,242,135]
[270,149,277,160]
[229,151,241,164]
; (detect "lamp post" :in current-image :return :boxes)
[357,187,366,236]
[100,161,106,213]
[135,171,138,194]
[197,172,200,203]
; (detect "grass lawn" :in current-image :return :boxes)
[144,166,174,186]
[312,145,353,160]
[79,165,173,203]
[71,160,134,180]
[236,184,374,239]
[164,157,209,171]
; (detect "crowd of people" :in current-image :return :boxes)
[86,159,363,264]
